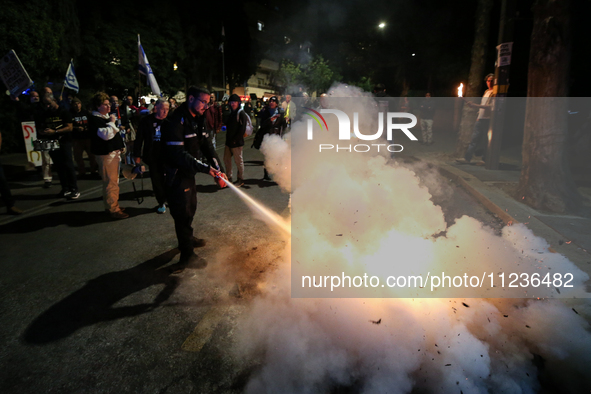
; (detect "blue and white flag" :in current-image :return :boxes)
[138,34,161,97]
[64,59,79,93]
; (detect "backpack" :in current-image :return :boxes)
[238,109,254,137]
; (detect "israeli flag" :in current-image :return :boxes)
[138,34,161,97]
[64,59,79,93]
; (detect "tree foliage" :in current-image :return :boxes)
[0,0,262,152]
[276,55,338,94]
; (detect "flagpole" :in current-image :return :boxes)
[222,25,226,95]
[137,34,141,104]
[138,69,141,105]
[60,59,71,100]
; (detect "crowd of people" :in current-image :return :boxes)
[3,85,300,268]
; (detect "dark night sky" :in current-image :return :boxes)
[264,0,590,97]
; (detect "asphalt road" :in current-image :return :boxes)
[0,142,503,393]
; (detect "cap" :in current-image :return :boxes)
[229,94,241,102]
[269,96,278,103]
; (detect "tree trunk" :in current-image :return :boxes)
[455,0,494,157]
[517,0,581,213]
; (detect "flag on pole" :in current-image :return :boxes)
[138,34,161,96]
[64,59,79,93]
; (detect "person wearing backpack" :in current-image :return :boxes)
[224,94,248,187]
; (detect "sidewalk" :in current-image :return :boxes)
[399,128,591,281]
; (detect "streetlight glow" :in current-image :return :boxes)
[378,22,386,28]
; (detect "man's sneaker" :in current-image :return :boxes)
[56,189,68,198]
[67,190,81,200]
[157,204,166,214]
[192,237,207,248]
[234,178,244,187]
[43,181,52,189]
[7,206,23,215]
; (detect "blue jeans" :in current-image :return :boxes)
[464,119,490,162]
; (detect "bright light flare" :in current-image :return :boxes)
[457,83,464,97]
[378,22,386,28]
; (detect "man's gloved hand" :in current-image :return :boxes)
[209,166,228,188]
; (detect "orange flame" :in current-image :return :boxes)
[457,83,464,97]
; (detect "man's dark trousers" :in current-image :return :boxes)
[166,174,197,258]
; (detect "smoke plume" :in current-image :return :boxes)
[239,84,591,393]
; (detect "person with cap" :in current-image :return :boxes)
[161,86,227,267]
[253,96,286,180]
[134,98,169,214]
[224,94,247,187]
[89,92,128,219]
[70,97,98,178]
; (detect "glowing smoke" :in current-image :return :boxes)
[240,84,591,393]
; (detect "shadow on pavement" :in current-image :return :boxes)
[244,179,277,188]
[0,207,155,234]
[22,248,191,344]
[196,184,225,194]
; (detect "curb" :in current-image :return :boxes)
[436,162,591,278]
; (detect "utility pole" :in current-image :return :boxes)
[486,0,516,170]
[221,25,226,96]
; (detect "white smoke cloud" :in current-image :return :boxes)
[241,83,591,393]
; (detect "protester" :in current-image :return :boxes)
[458,73,495,164]
[244,96,254,121]
[224,94,247,187]
[168,98,178,117]
[89,92,128,219]
[221,99,230,124]
[0,131,23,215]
[134,98,169,214]
[70,97,98,178]
[253,96,286,181]
[35,92,80,199]
[161,86,227,267]
[120,95,138,163]
[281,94,296,127]
[34,90,53,188]
[147,99,156,113]
[205,93,222,149]
[11,90,53,188]
[253,99,263,130]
